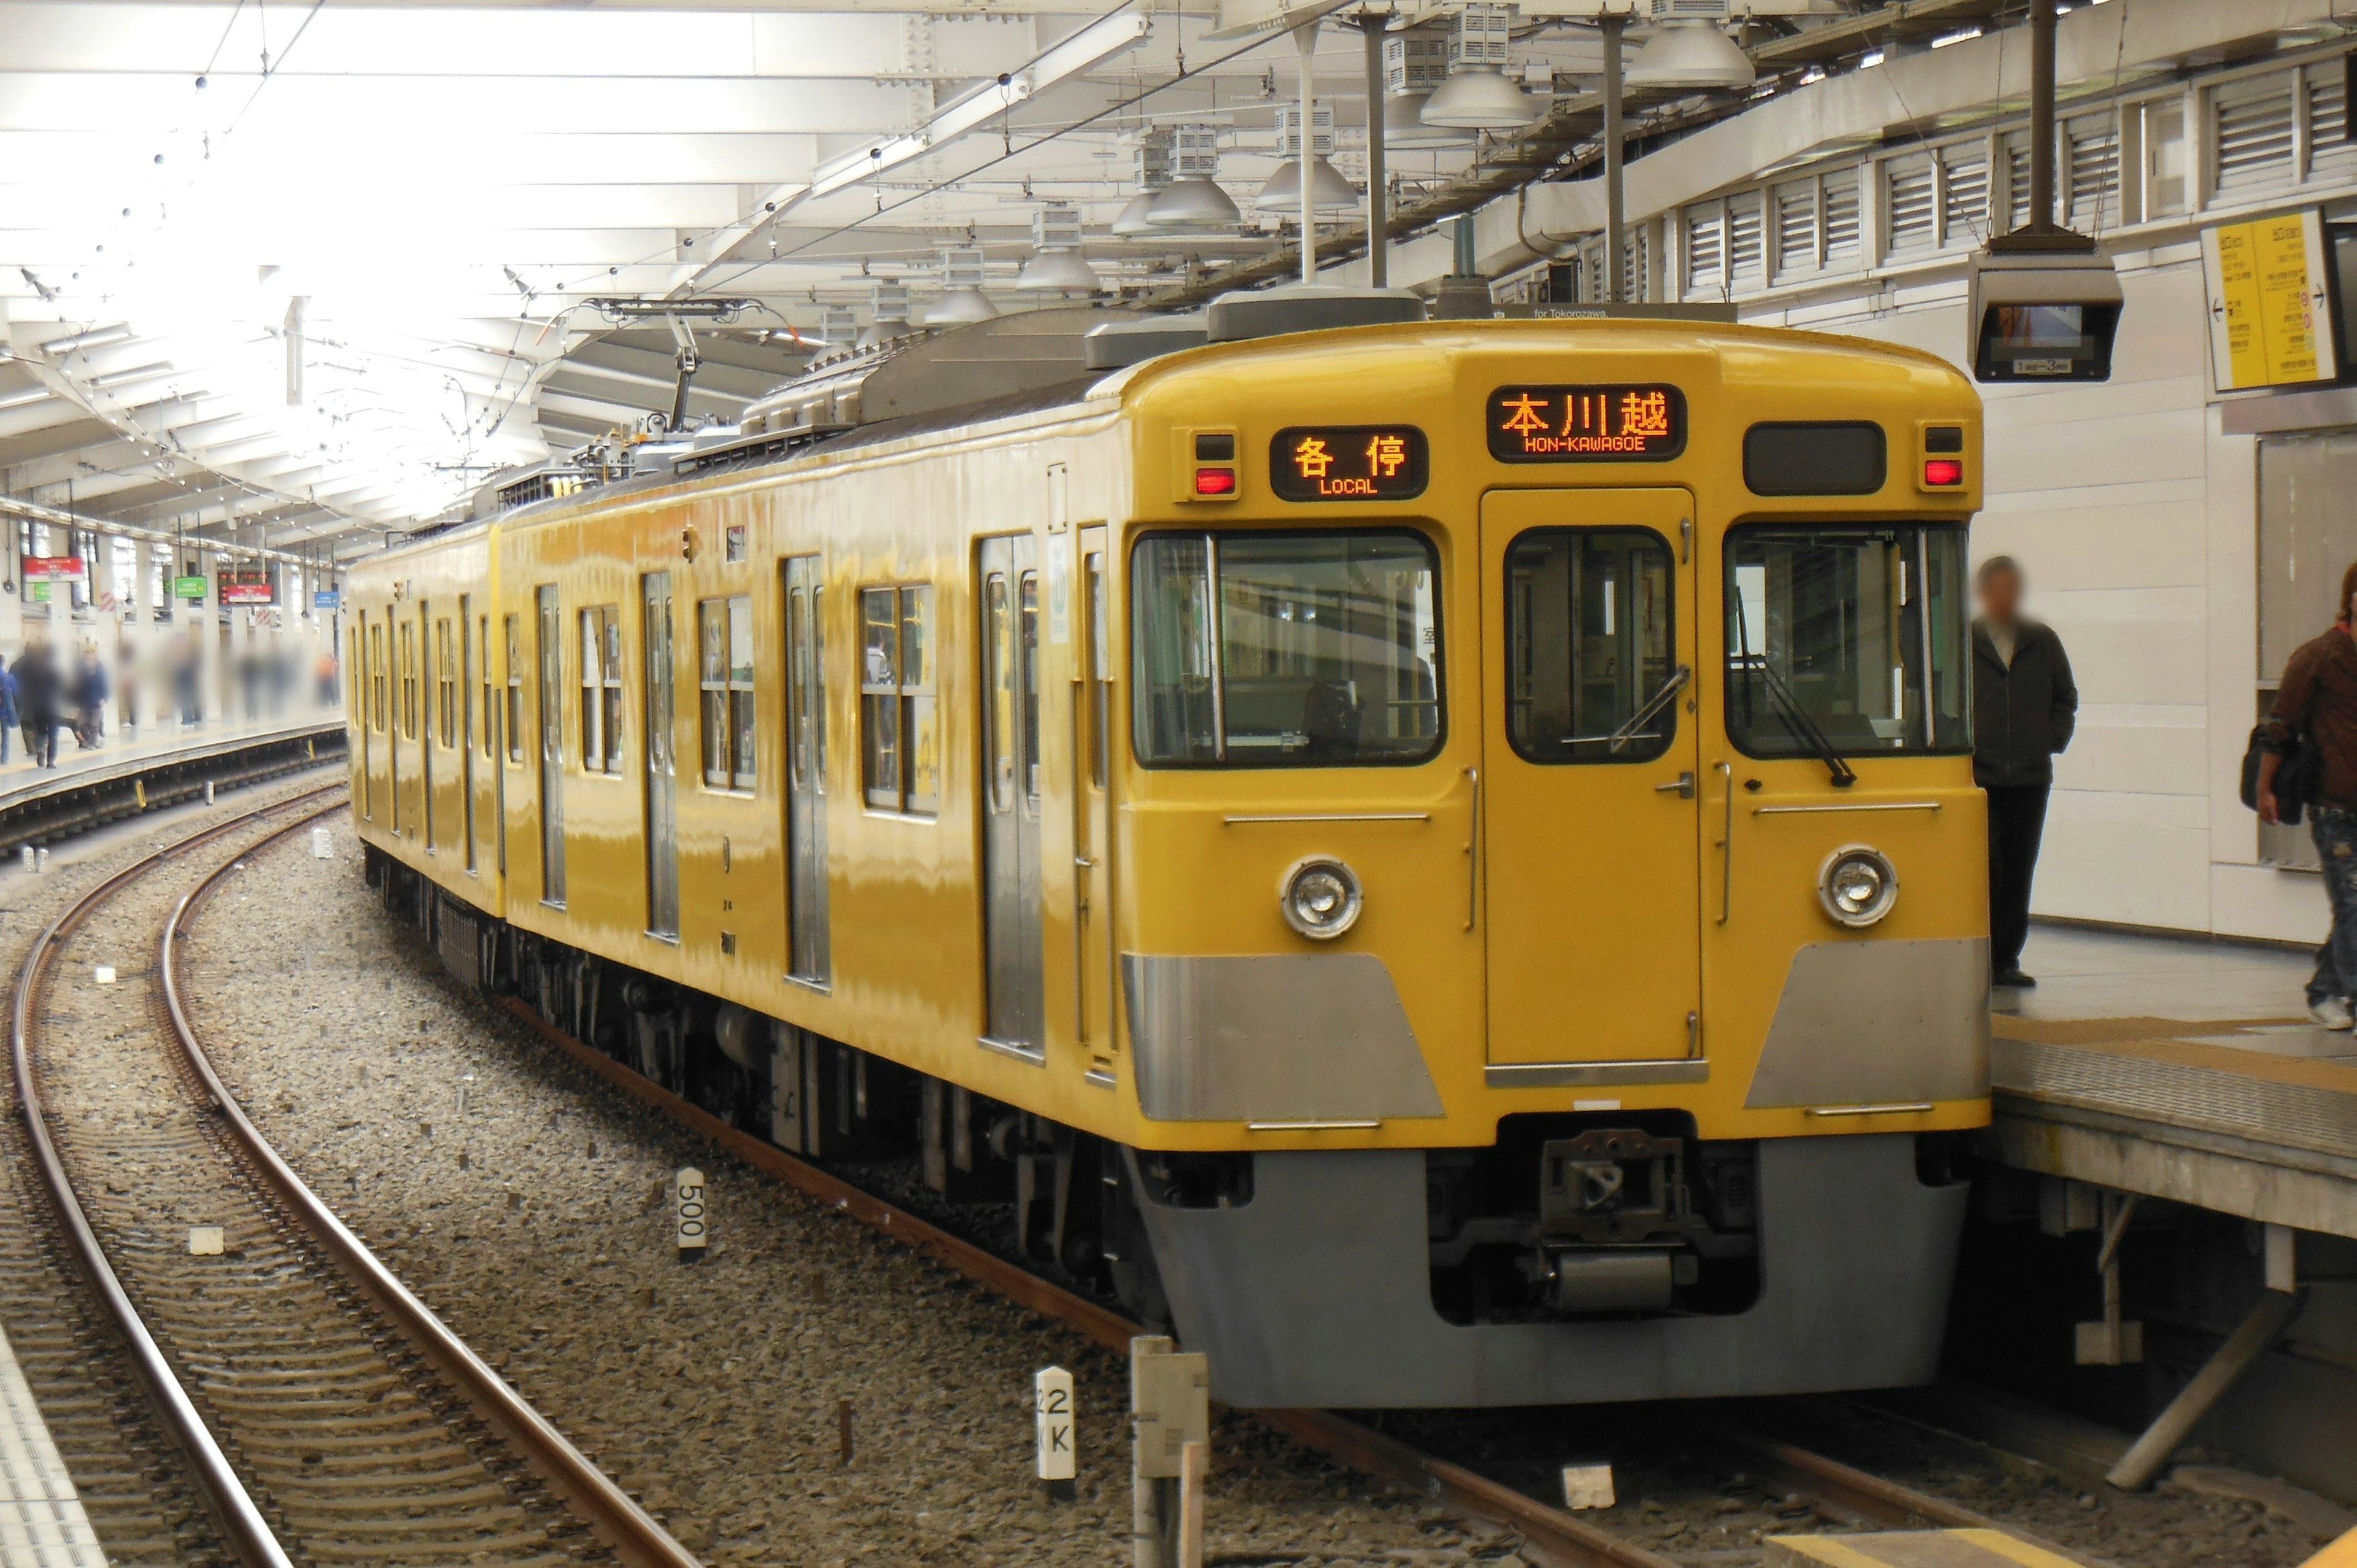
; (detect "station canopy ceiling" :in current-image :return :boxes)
[0,0,2212,557]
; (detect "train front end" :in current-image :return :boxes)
[1104,317,1988,1408]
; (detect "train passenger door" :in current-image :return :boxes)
[783,556,830,985]
[642,570,679,938]
[1072,527,1116,1077]
[536,584,567,905]
[979,534,1044,1055]
[1480,488,1703,1071]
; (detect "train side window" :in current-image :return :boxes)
[983,573,1013,813]
[1086,552,1109,787]
[1131,530,1441,767]
[435,617,457,747]
[1503,528,1676,765]
[579,605,624,774]
[859,584,937,816]
[503,614,525,765]
[399,621,419,740]
[1018,570,1041,805]
[697,595,756,792]
[368,624,387,733]
[478,614,493,759]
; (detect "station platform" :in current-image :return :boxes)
[0,1321,101,1567]
[0,713,345,854]
[1982,925,2357,1240]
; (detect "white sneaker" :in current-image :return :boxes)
[2310,997,2354,1031]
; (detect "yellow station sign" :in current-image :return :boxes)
[2202,209,2340,391]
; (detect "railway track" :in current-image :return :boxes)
[9,787,702,1568]
[492,990,2085,1568]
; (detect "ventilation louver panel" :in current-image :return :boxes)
[1884,158,1936,255]
[2214,73,2296,194]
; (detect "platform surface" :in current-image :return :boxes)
[1766,1527,2088,1567]
[0,713,343,813]
[0,1321,101,1568]
[1984,925,2357,1237]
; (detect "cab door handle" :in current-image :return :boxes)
[1655,771,1696,800]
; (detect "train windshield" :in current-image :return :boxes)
[1131,529,1442,767]
[1724,523,1968,757]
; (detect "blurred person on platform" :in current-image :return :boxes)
[2259,560,2357,1030]
[71,643,108,750]
[0,657,18,765]
[117,640,139,735]
[1972,557,2078,991]
[172,632,202,726]
[12,638,60,768]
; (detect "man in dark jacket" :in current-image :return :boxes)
[1973,557,2078,989]
[2258,559,2357,1030]
[10,638,60,769]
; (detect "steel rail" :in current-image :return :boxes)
[9,785,350,1568]
[161,804,705,1568]
[497,996,1680,1568]
[497,989,2088,1568]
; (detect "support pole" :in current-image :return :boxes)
[1602,14,1625,302]
[1357,11,1388,288]
[2107,1291,2304,1492]
[2028,0,2056,230]
[1295,19,1320,287]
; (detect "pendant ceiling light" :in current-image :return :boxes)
[1145,177,1242,229]
[1255,155,1360,212]
[1420,66,1536,129]
[1015,248,1103,293]
[1385,91,1471,148]
[1624,19,1755,93]
[923,287,998,326]
[1111,191,1161,236]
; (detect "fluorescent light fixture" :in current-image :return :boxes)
[88,362,174,390]
[0,386,52,412]
[41,325,134,355]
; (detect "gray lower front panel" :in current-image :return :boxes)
[1131,1132,1966,1409]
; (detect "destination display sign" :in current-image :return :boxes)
[1269,425,1428,502]
[1487,384,1687,462]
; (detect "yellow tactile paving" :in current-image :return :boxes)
[2304,1525,2357,1568]
[1764,1527,2092,1567]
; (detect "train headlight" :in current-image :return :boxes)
[1817,845,1898,928]
[1279,857,1363,940]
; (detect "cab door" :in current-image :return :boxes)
[1480,487,1703,1071]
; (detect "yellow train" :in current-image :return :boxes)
[347,296,1990,1408]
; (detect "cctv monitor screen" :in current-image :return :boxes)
[1975,300,2119,382]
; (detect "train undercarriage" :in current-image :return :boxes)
[366,846,1971,1408]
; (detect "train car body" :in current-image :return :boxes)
[348,313,1989,1409]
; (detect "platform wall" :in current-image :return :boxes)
[1741,245,2333,949]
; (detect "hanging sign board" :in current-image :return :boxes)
[20,556,85,581]
[172,575,209,600]
[2201,209,2340,391]
[314,589,341,610]
[217,569,275,605]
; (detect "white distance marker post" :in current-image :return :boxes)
[675,1167,708,1264]
[311,826,333,859]
[1034,1365,1077,1502]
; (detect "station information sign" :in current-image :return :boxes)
[1487,384,1687,462]
[1269,426,1428,501]
[2200,209,2340,391]
[20,556,85,581]
[218,569,276,605]
[172,575,208,600]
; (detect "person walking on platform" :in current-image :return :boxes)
[1973,557,2078,990]
[71,643,108,750]
[0,658,18,767]
[11,638,61,769]
[2258,560,2357,1030]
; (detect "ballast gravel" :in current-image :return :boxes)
[172,815,2345,1568]
[177,817,1477,1568]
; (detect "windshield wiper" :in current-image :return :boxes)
[1607,664,1690,754]
[1734,654,1856,788]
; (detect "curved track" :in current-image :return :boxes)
[10,789,703,1568]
